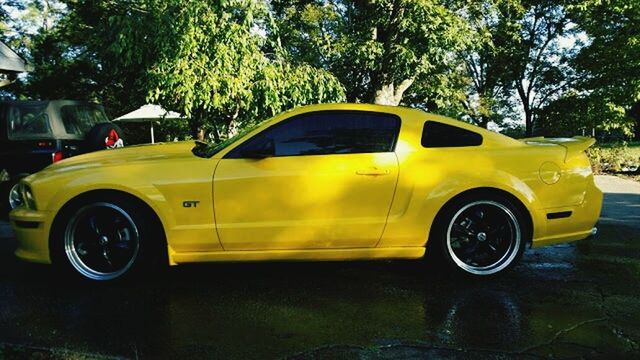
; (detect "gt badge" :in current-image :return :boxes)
[183,200,200,208]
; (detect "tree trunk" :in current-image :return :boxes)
[373,78,414,106]
[479,115,489,129]
[516,84,534,137]
[189,109,202,141]
[191,107,220,142]
[524,110,533,137]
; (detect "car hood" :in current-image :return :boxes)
[40,141,196,175]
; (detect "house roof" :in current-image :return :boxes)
[0,41,31,73]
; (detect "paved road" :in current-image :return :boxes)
[1,175,639,359]
[595,175,640,229]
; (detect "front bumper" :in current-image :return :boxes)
[532,180,603,248]
[9,207,52,264]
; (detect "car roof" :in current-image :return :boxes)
[279,103,522,147]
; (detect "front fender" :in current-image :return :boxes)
[25,157,220,256]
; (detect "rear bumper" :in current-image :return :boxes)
[532,180,603,248]
[9,207,52,264]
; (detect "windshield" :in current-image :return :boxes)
[6,103,53,140]
[60,104,109,135]
[194,122,265,158]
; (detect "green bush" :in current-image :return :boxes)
[587,143,640,174]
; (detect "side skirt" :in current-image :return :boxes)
[169,247,426,265]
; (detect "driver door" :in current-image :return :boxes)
[213,110,401,250]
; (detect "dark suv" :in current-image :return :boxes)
[0,100,124,209]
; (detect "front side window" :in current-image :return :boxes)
[226,111,400,158]
[421,121,483,148]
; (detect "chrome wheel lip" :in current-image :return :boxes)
[446,200,521,275]
[64,202,140,281]
[9,183,23,209]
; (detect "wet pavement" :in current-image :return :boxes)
[0,175,639,359]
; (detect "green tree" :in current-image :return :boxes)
[1,1,65,96]
[569,0,640,139]
[499,0,580,136]
[23,0,346,140]
[538,92,633,139]
[458,0,522,128]
[270,0,477,107]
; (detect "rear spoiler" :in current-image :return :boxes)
[521,136,596,161]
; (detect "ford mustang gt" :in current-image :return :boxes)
[9,104,602,281]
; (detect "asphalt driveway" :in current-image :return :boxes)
[0,175,639,359]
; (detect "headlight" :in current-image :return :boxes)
[23,186,36,210]
[8,183,23,209]
[8,183,36,210]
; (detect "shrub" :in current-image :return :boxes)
[587,143,640,174]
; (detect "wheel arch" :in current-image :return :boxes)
[49,189,167,264]
[426,187,534,253]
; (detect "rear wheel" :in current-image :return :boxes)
[52,195,164,281]
[430,194,528,276]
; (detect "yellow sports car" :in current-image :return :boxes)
[9,104,602,281]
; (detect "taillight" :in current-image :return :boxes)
[52,151,64,163]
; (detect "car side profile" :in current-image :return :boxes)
[8,103,602,281]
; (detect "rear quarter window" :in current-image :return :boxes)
[60,105,108,135]
[421,121,483,148]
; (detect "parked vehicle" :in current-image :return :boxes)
[8,103,602,281]
[0,100,124,211]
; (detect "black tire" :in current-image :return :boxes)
[427,192,529,276]
[85,122,125,151]
[50,194,166,281]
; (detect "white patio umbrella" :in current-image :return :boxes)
[113,104,184,143]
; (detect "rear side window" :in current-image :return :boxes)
[421,121,483,148]
[227,111,400,158]
[6,103,52,140]
[60,105,108,135]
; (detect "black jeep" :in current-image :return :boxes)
[0,100,124,210]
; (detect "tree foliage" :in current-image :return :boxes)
[20,0,346,140]
[498,0,580,136]
[3,0,640,141]
[538,91,633,139]
[458,0,522,128]
[270,0,478,107]
[568,0,639,138]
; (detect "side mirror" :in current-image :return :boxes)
[242,138,275,159]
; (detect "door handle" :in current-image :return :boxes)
[356,167,390,176]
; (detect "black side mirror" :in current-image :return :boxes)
[242,138,275,159]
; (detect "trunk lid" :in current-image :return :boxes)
[520,136,596,161]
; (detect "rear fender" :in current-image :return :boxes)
[423,170,546,240]
[378,169,546,248]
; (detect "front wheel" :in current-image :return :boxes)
[52,195,164,281]
[430,194,528,276]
